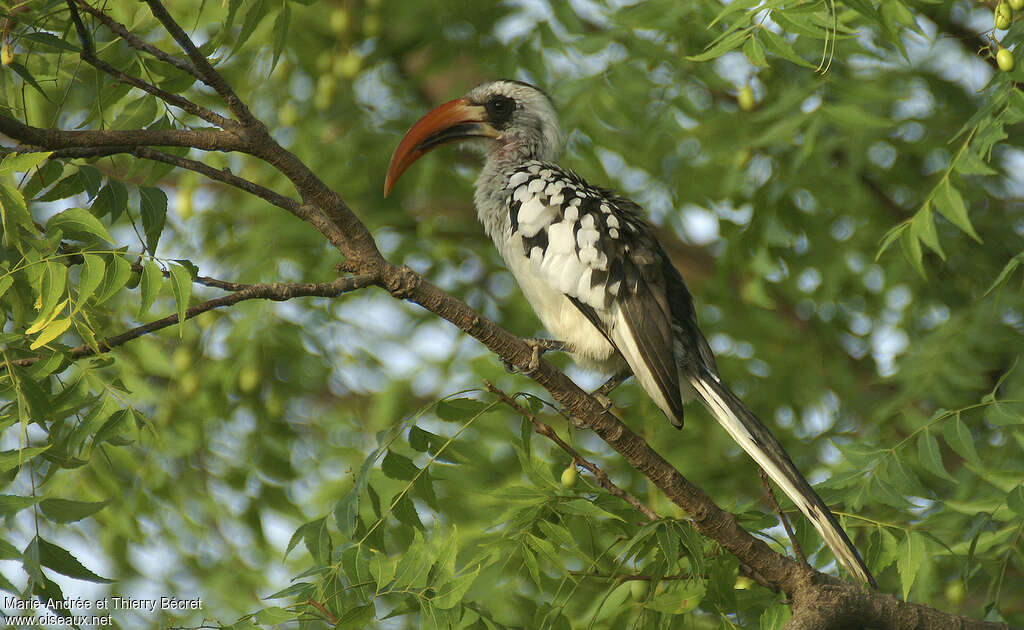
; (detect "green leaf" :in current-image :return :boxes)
[112,96,159,130]
[138,259,163,317]
[21,32,80,53]
[29,316,71,350]
[0,446,51,473]
[558,498,625,522]
[686,27,751,62]
[909,205,944,260]
[333,491,359,539]
[743,36,767,66]
[942,416,980,465]
[95,255,132,304]
[255,606,294,625]
[917,430,955,482]
[432,566,479,609]
[0,151,52,176]
[35,537,114,583]
[77,254,106,309]
[303,517,332,565]
[932,180,981,243]
[270,0,291,74]
[234,0,270,55]
[393,533,431,590]
[8,61,51,101]
[643,580,704,614]
[1007,485,1024,517]
[92,180,129,222]
[0,494,41,516]
[0,182,35,246]
[436,397,487,421]
[759,29,815,68]
[168,263,193,337]
[896,531,926,600]
[46,207,114,244]
[37,165,102,202]
[760,600,792,630]
[985,251,1024,296]
[0,537,21,561]
[393,492,423,531]
[382,449,418,480]
[336,604,375,629]
[39,499,109,523]
[369,550,396,587]
[139,186,168,254]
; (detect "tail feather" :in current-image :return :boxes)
[688,370,876,587]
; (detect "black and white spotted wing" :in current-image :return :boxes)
[505,162,689,426]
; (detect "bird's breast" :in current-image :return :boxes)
[500,234,621,371]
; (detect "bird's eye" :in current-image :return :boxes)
[485,95,516,125]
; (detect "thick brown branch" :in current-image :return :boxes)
[486,381,659,521]
[9,275,376,369]
[0,116,238,153]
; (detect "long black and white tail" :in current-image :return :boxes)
[687,368,876,587]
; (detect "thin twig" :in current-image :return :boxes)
[65,0,230,128]
[485,381,658,522]
[130,147,347,250]
[142,0,259,127]
[759,468,808,568]
[71,0,201,80]
[7,275,377,369]
[304,599,337,626]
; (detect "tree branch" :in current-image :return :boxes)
[7,275,377,369]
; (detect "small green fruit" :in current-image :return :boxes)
[995,2,1012,29]
[1011,0,1024,11]
[279,103,299,127]
[560,466,578,488]
[179,372,200,396]
[997,47,1015,72]
[945,581,966,606]
[734,576,753,590]
[125,270,141,289]
[238,365,261,393]
[172,347,193,372]
[1,43,13,66]
[629,580,649,601]
[329,9,349,34]
[335,51,361,79]
[737,85,756,112]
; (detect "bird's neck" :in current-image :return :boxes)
[474,149,544,243]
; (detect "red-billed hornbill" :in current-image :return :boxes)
[384,80,875,587]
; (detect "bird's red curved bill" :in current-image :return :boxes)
[384,98,481,197]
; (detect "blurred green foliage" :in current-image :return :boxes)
[1,0,1023,628]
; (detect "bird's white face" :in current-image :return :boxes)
[463,80,562,163]
[384,80,562,196]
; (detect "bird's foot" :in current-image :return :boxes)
[522,338,567,374]
[587,370,631,414]
[593,370,631,399]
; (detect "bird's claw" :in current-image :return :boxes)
[592,392,614,413]
[519,338,566,375]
